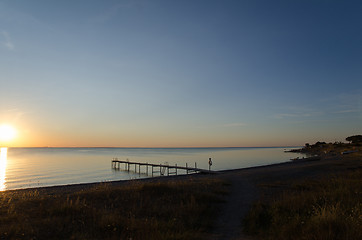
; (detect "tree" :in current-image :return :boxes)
[346,135,362,144]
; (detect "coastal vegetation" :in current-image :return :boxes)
[244,141,362,240]
[289,135,361,157]
[0,178,226,240]
[244,168,362,239]
[346,135,362,144]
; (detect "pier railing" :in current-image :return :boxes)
[111,158,213,177]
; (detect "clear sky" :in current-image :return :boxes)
[0,0,361,147]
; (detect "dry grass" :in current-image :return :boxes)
[0,177,227,240]
[243,149,362,240]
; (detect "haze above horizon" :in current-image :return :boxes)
[1,0,361,148]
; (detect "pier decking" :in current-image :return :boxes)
[111,158,214,177]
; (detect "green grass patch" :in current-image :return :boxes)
[0,177,226,240]
[243,169,362,240]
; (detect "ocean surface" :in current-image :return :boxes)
[0,147,305,191]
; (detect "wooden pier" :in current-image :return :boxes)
[111,158,213,177]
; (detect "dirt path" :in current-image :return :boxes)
[212,160,326,240]
[212,171,258,240]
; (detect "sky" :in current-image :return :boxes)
[0,0,361,147]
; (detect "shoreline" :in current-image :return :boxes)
[2,147,305,193]
[1,160,293,194]
[2,154,327,195]
[2,146,303,191]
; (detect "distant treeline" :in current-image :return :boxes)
[304,134,362,149]
[288,134,361,154]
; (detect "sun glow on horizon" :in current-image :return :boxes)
[0,124,17,143]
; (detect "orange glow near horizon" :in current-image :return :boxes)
[0,122,307,148]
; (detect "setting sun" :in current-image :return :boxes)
[0,124,17,142]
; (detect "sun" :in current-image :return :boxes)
[0,124,17,142]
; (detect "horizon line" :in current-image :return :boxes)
[4,145,302,149]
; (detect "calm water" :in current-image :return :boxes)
[0,147,304,190]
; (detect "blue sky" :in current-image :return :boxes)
[0,0,361,147]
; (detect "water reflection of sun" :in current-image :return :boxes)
[0,147,7,191]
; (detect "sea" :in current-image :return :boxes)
[0,147,305,191]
